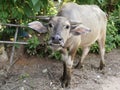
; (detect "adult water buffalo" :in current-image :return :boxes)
[28,2,107,87]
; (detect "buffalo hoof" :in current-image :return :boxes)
[99,63,105,70]
[74,63,84,69]
[60,76,70,88]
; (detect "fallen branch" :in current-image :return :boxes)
[47,68,55,80]
[10,84,21,90]
[24,83,36,89]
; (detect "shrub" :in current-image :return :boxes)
[25,36,40,55]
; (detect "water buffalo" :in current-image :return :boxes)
[28,2,107,87]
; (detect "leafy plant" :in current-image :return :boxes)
[105,9,120,52]
[0,0,58,42]
[25,33,61,60]
[46,1,58,15]
[50,51,62,60]
[90,42,99,53]
[19,73,30,80]
[0,27,16,40]
[25,36,40,55]
[0,0,58,24]
[0,0,49,23]
[36,43,51,57]
[36,43,62,60]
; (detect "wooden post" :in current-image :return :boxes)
[10,27,19,65]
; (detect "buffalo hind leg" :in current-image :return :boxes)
[98,37,106,70]
[75,47,90,69]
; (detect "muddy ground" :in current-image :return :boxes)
[0,47,120,90]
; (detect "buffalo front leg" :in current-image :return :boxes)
[60,62,72,87]
[61,54,73,87]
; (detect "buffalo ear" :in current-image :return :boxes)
[28,21,47,33]
[70,24,91,35]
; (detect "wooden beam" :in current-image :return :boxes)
[0,23,27,28]
[0,41,28,44]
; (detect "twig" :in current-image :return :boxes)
[10,84,21,90]
[73,73,81,79]
[24,83,36,89]
[47,68,55,80]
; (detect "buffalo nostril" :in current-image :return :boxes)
[49,43,52,46]
[52,37,55,40]
[59,38,62,41]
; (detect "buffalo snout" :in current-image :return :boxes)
[51,34,63,44]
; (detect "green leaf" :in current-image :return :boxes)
[31,0,39,6]
[11,7,20,18]
[2,11,8,18]
[24,4,34,17]
[33,1,41,12]
[14,0,17,3]
[97,0,103,4]
[17,7,24,15]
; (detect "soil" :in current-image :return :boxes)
[0,47,120,90]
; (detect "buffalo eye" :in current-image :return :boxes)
[65,25,70,29]
[48,23,53,28]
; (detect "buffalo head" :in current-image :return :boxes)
[28,16,91,50]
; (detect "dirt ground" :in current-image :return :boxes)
[0,47,120,90]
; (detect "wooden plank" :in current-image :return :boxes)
[0,23,27,28]
[0,41,28,44]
